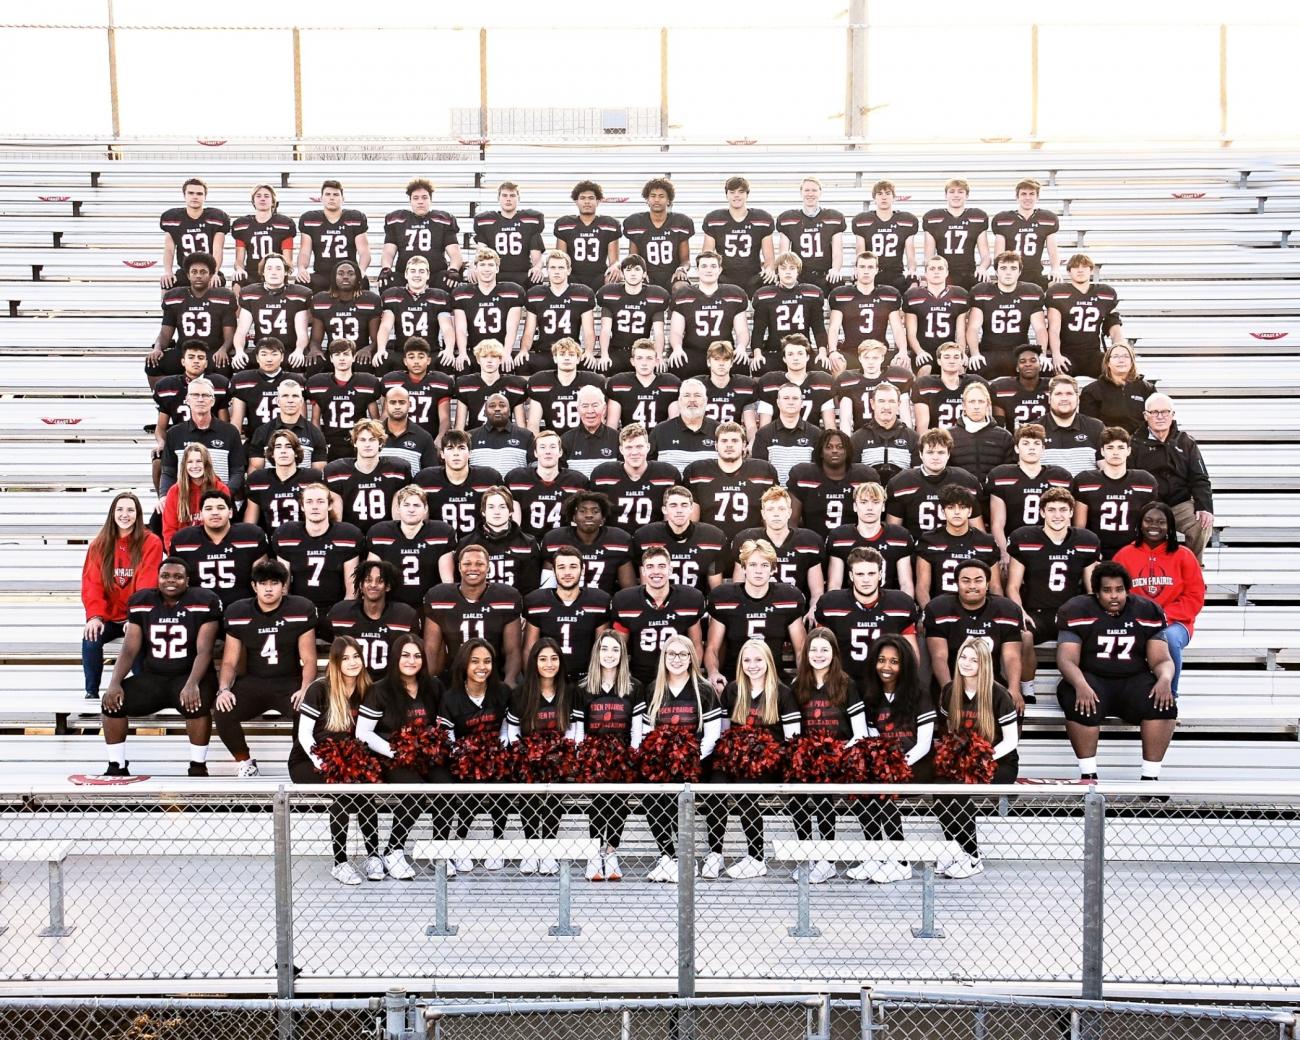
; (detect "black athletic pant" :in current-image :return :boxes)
[791,794,837,842]
[383,765,455,852]
[707,771,766,858]
[935,757,1017,856]
[520,793,564,841]
[452,792,509,841]
[588,793,631,849]
[289,761,380,865]
[214,677,297,759]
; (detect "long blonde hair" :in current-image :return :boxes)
[176,443,221,525]
[730,638,781,727]
[583,629,633,700]
[943,637,995,742]
[324,636,371,732]
[646,633,704,730]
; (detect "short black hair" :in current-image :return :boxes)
[1132,500,1179,554]
[357,557,398,592]
[199,488,234,511]
[159,555,189,573]
[571,180,604,202]
[562,490,613,525]
[954,558,991,582]
[251,558,290,585]
[938,483,978,511]
[180,339,208,356]
[642,177,675,204]
[183,251,216,273]
[620,254,646,273]
[1092,560,1132,592]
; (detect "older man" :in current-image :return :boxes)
[560,384,620,478]
[1129,392,1214,560]
[650,379,718,472]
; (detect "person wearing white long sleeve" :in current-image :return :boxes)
[848,635,935,883]
[789,628,869,885]
[643,634,723,884]
[291,636,381,885]
[934,638,1020,879]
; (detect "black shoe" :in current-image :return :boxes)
[1021,692,1037,705]
[85,691,101,700]
[1080,773,1098,783]
[187,762,209,777]
[104,762,130,777]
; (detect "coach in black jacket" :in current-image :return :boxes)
[1129,392,1213,561]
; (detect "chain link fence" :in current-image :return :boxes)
[1,784,1298,995]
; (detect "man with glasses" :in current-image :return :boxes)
[1129,393,1214,561]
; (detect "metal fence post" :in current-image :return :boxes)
[273,786,296,1000]
[1081,789,1105,999]
[859,986,874,1040]
[385,989,407,1040]
[677,785,696,1000]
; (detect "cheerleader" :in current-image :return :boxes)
[575,631,646,882]
[506,639,581,875]
[438,638,513,872]
[790,627,867,885]
[934,638,1020,879]
[714,639,799,880]
[291,636,381,885]
[847,634,935,883]
[356,635,449,880]
[644,634,722,884]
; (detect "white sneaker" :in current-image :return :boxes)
[363,855,386,881]
[700,852,724,880]
[942,853,984,879]
[538,857,559,875]
[384,850,417,880]
[603,853,622,881]
[663,857,681,884]
[484,857,505,871]
[454,857,474,874]
[648,854,673,882]
[868,860,913,884]
[331,861,363,886]
[846,860,883,881]
[935,844,962,875]
[519,857,539,875]
[809,860,837,885]
[236,759,260,778]
[585,854,605,881]
[725,855,768,879]
[444,858,458,879]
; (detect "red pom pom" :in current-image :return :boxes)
[785,734,847,784]
[636,726,702,782]
[314,737,384,784]
[574,734,638,783]
[449,733,515,782]
[864,737,914,784]
[713,726,785,781]
[933,732,997,784]
[513,730,579,783]
[389,724,451,778]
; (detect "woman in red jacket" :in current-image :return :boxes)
[81,492,163,699]
[1113,500,1205,695]
[162,443,230,549]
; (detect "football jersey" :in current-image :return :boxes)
[646,681,722,739]
[720,681,799,741]
[776,208,846,277]
[595,282,671,356]
[913,373,989,430]
[622,211,695,289]
[423,582,524,673]
[866,687,937,756]
[937,684,1018,755]
[504,465,589,538]
[632,521,727,593]
[457,524,541,591]
[327,598,419,678]
[473,209,546,277]
[604,371,681,431]
[968,282,1045,351]
[525,283,596,355]
[435,680,510,739]
[1055,593,1167,679]
[523,587,612,680]
[751,282,827,354]
[918,527,1000,596]
[243,465,317,533]
[851,210,921,280]
[295,680,363,766]
[815,588,920,683]
[324,457,409,533]
[159,207,231,267]
[224,594,318,680]
[794,680,864,740]
[247,416,328,468]
[383,207,459,276]
[702,207,775,284]
[706,581,808,679]
[161,286,238,352]
[922,593,1025,678]
[576,682,647,743]
[649,416,718,473]
[827,283,904,355]
[416,465,502,537]
[365,519,456,610]
[299,208,369,276]
[381,369,455,438]
[991,208,1060,280]
[902,284,971,354]
[751,418,818,485]
[823,523,916,591]
[153,373,230,424]
[885,465,981,535]
[357,677,441,740]
[271,521,364,615]
[787,462,880,533]
[671,283,749,363]
[305,371,383,449]
[755,370,835,424]
[125,586,222,677]
[922,207,989,273]
[985,463,1073,531]
[849,419,918,483]
[682,458,779,543]
[702,373,758,426]
[553,213,622,284]
[990,376,1050,429]
[1007,525,1101,614]
[231,213,297,276]
[452,280,528,351]
[1047,281,1123,355]
[611,585,708,687]
[452,371,528,430]
[310,290,383,351]
[1072,468,1159,558]
[506,685,571,735]
[729,527,824,597]
[541,526,633,595]
[590,460,681,534]
[170,522,269,609]
[526,369,604,433]
[381,285,454,353]
[833,366,914,428]
[237,282,312,350]
[228,368,293,438]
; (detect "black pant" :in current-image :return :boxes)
[791,794,837,842]
[452,792,509,840]
[383,765,456,852]
[644,792,681,858]
[588,793,631,849]
[290,761,381,864]
[935,757,1017,857]
[214,677,298,759]
[707,792,766,858]
[519,793,564,841]
[853,796,904,842]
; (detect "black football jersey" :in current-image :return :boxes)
[903,284,971,354]
[794,680,864,740]
[541,526,633,595]
[776,208,846,276]
[991,208,1060,279]
[969,282,1045,351]
[604,371,681,431]
[702,207,775,283]
[1055,593,1167,679]
[452,280,527,351]
[576,682,647,743]
[224,594,318,680]
[243,465,317,533]
[381,369,455,439]
[866,687,937,757]
[595,282,671,355]
[827,283,903,355]
[153,373,230,424]
[622,211,695,289]
[833,366,914,428]
[504,465,589,538]
[1072,468,1159,558]
[383,208,459,275]
[170,523,269,609]
[755,370,835,425]
[706,581,807,679]
[824,522,916,591]
[437,680,512,740]
[937,684,1018,751]
[729,527,824,597]
[523,587,612,680]
[815,588,920,682]
[228,367,293,438]
[305,371,383,449]
[327,598,419,679]
[788,462,880,533]
[885,465,981,534]
[473,209,546,277]
[238,282,312,349]
[611,585,707,687]
[381,285,454,353]
[423,582,524,673]
[986,463,1073,531]
[416,465,502,537]
[990,376,1050,429]
[366,519,456,609]
[632,521,727,593]
[922,593,1024,679]
[913,373,989,430]
[646,681,722,738]
[1047,281,1123,356]
[160,207,231,267]
[272,521,364,615]
[553,213,621,284]
[457,525,541,591]
[452,371,528,430]
[125,586,222,677]
[702,373,758,426]
[922,207,989,273]
[526,369,603,433]
[1008,525,1101,614]
[682,458,779,542]
[324,458,409,533]
[299,208,369,275]
[525,283,596,355]
[231,213,296,276]
[751,282,827,354]
[590,460,681,534]
[671,283,749,359]
[721,681,799,741]
[918,527,1000,596]
[851,210,921,279]
[310,290,383,350]
[161,286,238,352]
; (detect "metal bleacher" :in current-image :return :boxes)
[1,139,1298,782]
